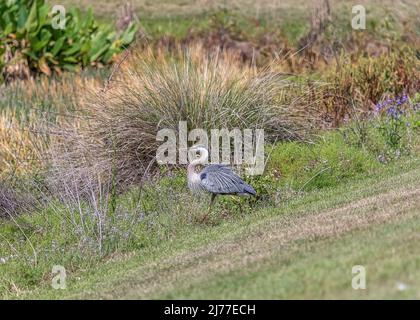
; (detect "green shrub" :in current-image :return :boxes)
[0,0,137,82]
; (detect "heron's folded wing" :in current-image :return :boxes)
[200,165,247,194]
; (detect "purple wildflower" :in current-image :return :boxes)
[375,102,384,112]
[375,95,410,120]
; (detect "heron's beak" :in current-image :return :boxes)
[189,147,202,159]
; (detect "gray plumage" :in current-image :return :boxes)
[199,165,256,196]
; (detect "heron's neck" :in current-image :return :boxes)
[189,148,208,167]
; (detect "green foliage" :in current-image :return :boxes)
[267,131,379,191]
[377,118,406,155]
[141,14,211,40]
[342,95,420,160]
[410,94,420,130]
[0,0,137,81]
[208,9,247,38]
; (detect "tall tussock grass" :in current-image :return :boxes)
[51,46,318,192]
[0,73,101,116]
[0,72,103,179]
[0,110,48,179]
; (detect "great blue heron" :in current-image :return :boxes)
[187,145,256,216]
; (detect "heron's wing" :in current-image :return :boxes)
[200,165,256,195]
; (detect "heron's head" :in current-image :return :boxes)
[189,144,209,163]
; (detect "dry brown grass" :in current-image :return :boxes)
[320,48,420,127]
[0,74,100,114]
[0,74,102,179]
[0,110,47,179]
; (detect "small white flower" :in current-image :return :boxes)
[396,282,408,291]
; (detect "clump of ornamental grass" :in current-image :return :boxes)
[50,46,320,193]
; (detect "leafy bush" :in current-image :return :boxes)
[0,0,137,82]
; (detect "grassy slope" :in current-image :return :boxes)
[22,157,420,299]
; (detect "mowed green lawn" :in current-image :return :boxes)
[22,158,420,299]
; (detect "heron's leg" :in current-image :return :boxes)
[209,193,217,211]
[238,198,243,214]
[201,194,216,222]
